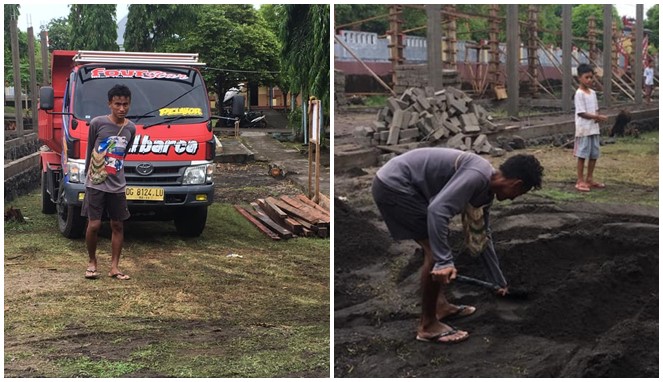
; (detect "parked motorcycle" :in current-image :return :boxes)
[215,92,267,128]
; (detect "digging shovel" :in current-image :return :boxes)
[455,275,529,300]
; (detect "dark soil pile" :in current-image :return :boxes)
[334,199,659,378]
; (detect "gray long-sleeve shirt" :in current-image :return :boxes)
[376,147,507,287]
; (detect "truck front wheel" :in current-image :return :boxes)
[174,206,208,237]
[57,187,86,239]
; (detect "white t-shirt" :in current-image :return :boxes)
[644,67,654,86]
[574,88,600,137]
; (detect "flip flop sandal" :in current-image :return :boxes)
[443,304,477,320]
[575,183,590,192]
[109,272,131,280]
[416,327,469,345]
[589,182,606,189]
[85,269,100,279]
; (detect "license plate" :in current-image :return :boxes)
[125,187,165,201]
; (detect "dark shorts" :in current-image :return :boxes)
[81,188,130,221]
[371,177,428,241]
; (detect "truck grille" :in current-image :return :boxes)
[124,163,186,186]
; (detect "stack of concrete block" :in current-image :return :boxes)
[371,86,504,156]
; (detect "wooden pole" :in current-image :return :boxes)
[488,5,501,94]
[444,5,457,71]
[388,5,404,89]
[334,35,397,97]
[527,5,539,98]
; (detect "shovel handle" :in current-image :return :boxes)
[455,275,500,291]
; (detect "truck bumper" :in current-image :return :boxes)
[64,182,214,212]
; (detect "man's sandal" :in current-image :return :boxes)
[109,272,131,280]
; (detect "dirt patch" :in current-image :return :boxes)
[334,192,658,377]
[213,162,307,205]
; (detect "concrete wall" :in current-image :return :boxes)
[335,30,597,79]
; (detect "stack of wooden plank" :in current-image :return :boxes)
[234,194,330,240]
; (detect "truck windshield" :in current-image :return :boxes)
[73,65,209,125]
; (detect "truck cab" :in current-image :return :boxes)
[39,50,216,238]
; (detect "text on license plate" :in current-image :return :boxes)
[125,187,165,201]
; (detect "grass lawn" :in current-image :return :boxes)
[4,195,330,377]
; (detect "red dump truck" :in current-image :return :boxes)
[39,50,216,238]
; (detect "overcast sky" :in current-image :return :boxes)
[15,3,129,32]
[14,3,659,33]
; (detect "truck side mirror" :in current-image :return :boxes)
[39,86,54,110]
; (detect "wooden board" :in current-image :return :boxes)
[234,205,280,241]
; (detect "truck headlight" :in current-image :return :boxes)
[183,164,214,185]
[67,160,86,183]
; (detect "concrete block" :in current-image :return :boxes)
[424,86,435,97]
[464,137,472,150]
[377,107,389,121]
[373,121,387,131]
[408,112,420,128]
[399,128,420,140]
[378,130,390,142]
[471,134,488,151]
[460,114,481,133]
[432,126,449,140]
[387,97,408,112]
[391,109,405,129]
[446,133,465,150]
[353,125,374,138]
[444,118,461,134]
[387,125,401,145]
[417,96,432,112]
[400,88,414,104]
[399,111,411,129]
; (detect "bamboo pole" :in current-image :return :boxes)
[334,35,397,97]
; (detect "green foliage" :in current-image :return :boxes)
[123,5,198,52]
[644,4,659,51]
[571,4,621,51]
[43,17,71,51]
[287,106,303,135]
[5,4,20,51]
[69,4,119,51]
[183,5,281,113]
[280,5,330,138]
[334,5,388,34]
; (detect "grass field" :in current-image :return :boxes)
[4,196,330,377]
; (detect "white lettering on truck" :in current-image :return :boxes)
[130,135,199,155]
[90,68,189,80]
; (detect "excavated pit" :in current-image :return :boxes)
[334,198,658,378]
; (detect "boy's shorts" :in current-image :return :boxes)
[371,177,428,241]
[574,135,600,160]
[81,187,131,221]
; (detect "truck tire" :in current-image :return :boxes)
[174,206,208,237]
[56,187,86,239]
[41,171,56,214]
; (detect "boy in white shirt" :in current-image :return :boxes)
[573,63,608,192]
[644,59,655,104]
